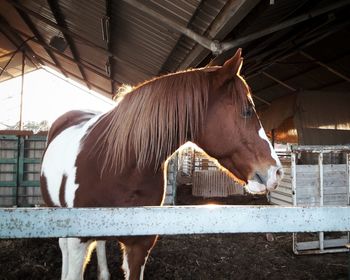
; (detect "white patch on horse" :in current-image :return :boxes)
[258,127,281,166]
[140,254,149,280]
[65,238,92,279]
[122,251,130,280]
[41,114,102,207]
[59,238,68,280]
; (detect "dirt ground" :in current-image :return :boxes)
[0,187,348,280]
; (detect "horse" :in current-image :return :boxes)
[40,48,283,280]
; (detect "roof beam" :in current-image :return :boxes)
[252,94,271,106]
[121,0,220,53]
[39,55,112,97]
[177,0,260,70]
[46,0,91,90]
[219,0,350,54]
[0,65,15,78]
[245,20,350,77]
[7,0,108,54]
[13,2,67,78]
[0,51,16,59]
[299,51,350,83]
[0,20,121,87]
[0,21,41,68]
[254,52,350,108]
[6,0,153,80]
[105,0,114,94]
[262,71,297,92]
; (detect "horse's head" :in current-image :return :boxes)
[196,49,283,194]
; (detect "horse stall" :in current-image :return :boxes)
[269,145,350,254]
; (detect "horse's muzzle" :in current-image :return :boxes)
[245,166,283,194]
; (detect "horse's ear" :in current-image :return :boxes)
[216,48,243,84]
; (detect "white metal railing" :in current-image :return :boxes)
[0,206,349,238]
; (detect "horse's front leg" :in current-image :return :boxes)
[96,240,110,280]
[119,236,158,280]
[59,238,68,280]
[63,238,94,280]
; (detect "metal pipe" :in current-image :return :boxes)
[121,0,220,53]
[19,52,25,131]
[318,152,324,252]
[177,0,260,69]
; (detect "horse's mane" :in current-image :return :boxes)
[90,67,250,173]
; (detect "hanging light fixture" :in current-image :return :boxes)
[49,35,67,52]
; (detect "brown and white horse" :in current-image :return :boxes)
[40,49,283,280]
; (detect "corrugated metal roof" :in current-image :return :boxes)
[0,0,349,103]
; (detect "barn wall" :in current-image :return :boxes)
[260,91,350,145]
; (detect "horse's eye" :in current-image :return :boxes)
[242,106,253,118]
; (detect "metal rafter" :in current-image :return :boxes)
[6,0,166,79]
[106,0,114,94]
[46,0,91,90]
[0,20,120,88]
[0,65,14,78]
[176,0,260,70]
[219,0,350,54]
[39,55,112,97]
[13,2,68,78]
[253,52,349,97]
[262,71,297,92]
[299,51,350,83]
[245,20,350,77]
[0,51,16,59]
[0,22,41,68]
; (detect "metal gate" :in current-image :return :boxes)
[269,145,350,254]
[0,132,46,207]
